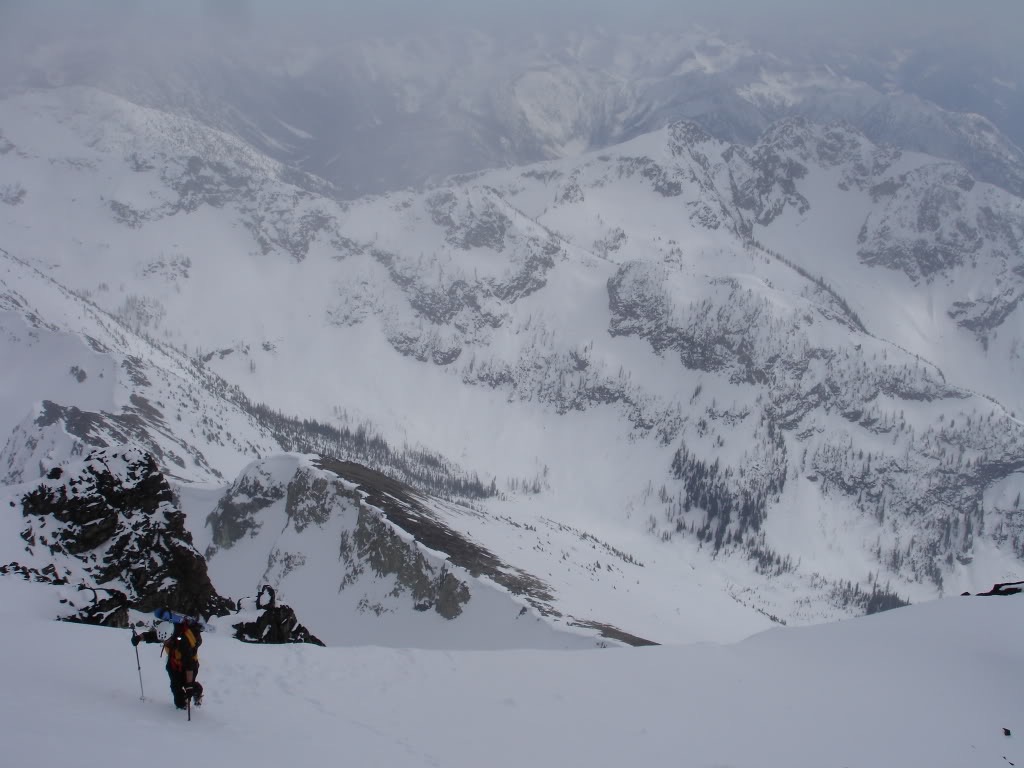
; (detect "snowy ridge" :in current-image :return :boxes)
[197,454,650,649]
[0,248,283,485]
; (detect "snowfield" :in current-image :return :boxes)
[3,578,1021,768]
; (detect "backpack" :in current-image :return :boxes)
[164,623,201,672]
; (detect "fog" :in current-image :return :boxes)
[1,0,1021,196]
[1,0,1021,52]
[2,0,1021,88]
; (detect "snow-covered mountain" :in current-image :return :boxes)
[2,74,1023,645]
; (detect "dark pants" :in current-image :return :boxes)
[167,665,203,708]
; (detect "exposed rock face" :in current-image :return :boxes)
[6,448,233,625]
[206,471,285,551]
[855,162,1024,341]
[859,164,1013,275]
[207,456,475,621]
[727,120,812,227]
[344,502,472,619]
[362,187,563,366]
[605,252,1024,589]
[204,455,653,645]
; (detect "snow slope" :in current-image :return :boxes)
[0,249,284,485]
[3,577,1022,768]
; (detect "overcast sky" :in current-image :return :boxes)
[0,0,1021,102]
[1,0,1021,47]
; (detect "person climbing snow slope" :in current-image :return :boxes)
[132,617,203,709]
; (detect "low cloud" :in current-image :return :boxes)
[0,0,1020,92]
[2,0,1020,46]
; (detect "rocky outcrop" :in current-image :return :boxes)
[967,581,1024,597]
[7,448,233,625]
[205,471,285,554]
[343,502,472,619]
[208,457,476,621]
[232,586,324,646]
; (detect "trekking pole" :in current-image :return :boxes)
[131,627,145,702]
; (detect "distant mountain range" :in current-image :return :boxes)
[5,25,1023,197]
